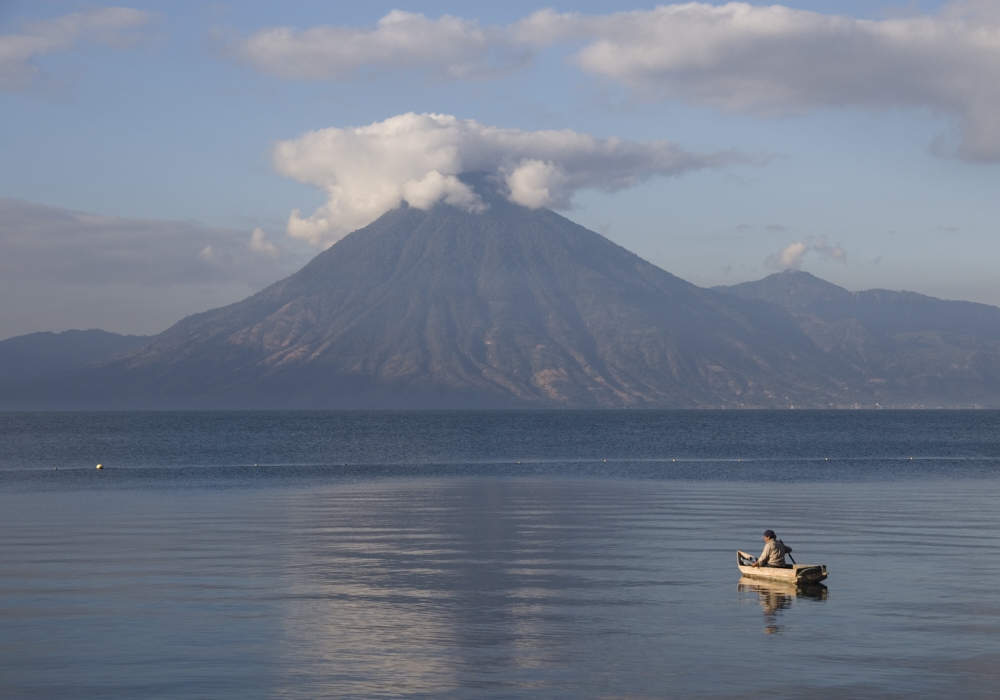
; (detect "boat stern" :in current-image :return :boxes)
[792,564,828,583]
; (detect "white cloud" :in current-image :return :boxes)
[524,3,1000,161]
[773,241,808,270]
[273,112,734,248]
[237,5,1000,160]
[766,235,846,270]
[248,227,280,257]
[0,7,155,90]
[234,10,524,81]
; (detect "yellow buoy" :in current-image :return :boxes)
[96,464,103,470]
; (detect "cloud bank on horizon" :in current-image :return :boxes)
[274,113,735,248]
[0,198,304,338]
[237,2,1000,161]
[0,199,289,287]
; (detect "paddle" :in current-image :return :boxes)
[779,539,796,565]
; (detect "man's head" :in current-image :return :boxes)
[763,529,775,541]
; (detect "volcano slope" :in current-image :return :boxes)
[7,195,870,408]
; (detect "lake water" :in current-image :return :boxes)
[2,410,1000,698]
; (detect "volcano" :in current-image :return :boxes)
[6,187,870,408]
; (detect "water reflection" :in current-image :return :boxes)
[271,480,662,697]
[7,477,1000,698]
[738,577,828,634]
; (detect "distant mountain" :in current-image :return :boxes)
[0,185,868,409]
[718,270,1000,340]
[715,271,1000,406]
[0,329,151,384]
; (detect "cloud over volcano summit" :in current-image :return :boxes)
[273,113,734,248]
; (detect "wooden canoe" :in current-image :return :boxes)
[737,550,828,583]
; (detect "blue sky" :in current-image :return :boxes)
[1,0,998,338]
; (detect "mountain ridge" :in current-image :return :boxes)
[715,271,1000,406]
[0,329,151,385]
[716,270,1000,340]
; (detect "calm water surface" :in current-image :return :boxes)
[2,411,1000,699]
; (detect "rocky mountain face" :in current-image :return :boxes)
[2,191,870,409]
[715,271,1000,406]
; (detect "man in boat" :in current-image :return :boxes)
[751,530,790,568]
